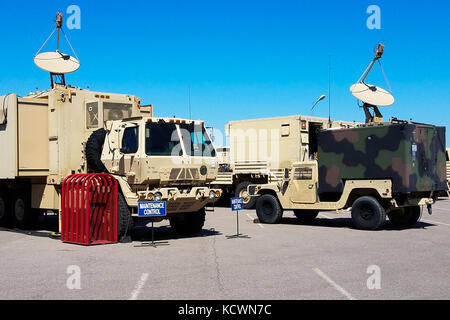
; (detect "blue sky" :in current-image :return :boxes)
[0,0,449,145]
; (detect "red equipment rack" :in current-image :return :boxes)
[61,174,118,245]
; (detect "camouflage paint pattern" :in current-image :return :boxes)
[317,123,447,194]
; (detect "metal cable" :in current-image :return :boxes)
[61,28,80,61]
[35,28,57,57]
[378,60,393,94]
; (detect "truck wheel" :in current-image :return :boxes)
[235,182,256,209]
[0,189,10,227]
[118,193,134,238]
[351,196,386,230]
[388,206,421,228]
[85,128,108,173]
[170,208,206,236]
[293,210,319,223]
[256,194,283,224]
[11,192,36,229]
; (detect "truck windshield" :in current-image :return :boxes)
[145,122,181,156]
[179,123,216,157]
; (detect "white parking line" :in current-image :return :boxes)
[313,268,356,300]
[246,213,265,228]
[129,273,149,300]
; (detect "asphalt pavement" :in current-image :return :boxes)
[0,199,449,300]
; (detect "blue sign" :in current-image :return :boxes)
[230,197,244,211]
[138,201,167,217]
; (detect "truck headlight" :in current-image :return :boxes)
[209,191,215,199]
[154,192,162,201]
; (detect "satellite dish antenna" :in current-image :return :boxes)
[34,13,80,88]
[350,44,394,123]
[34,51,80,74]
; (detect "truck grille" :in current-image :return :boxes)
[169,168,200,181]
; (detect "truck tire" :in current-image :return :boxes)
[388,206,421,228]
[11,192,36,229]
[293,210,319,223]
[118,193,134,238]
[86,128,108,173]
[351,196,386,230]
[170,208,206,236]
[0,188,9,227]
[256,194,283,224]
[235,182,256,209]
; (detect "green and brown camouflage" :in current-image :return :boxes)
[318,122,447,195]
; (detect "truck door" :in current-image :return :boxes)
[119,124,140,175]
[287,162,318,204]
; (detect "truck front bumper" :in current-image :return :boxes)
[133,187,222,215]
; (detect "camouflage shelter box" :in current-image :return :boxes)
[318,123,447,196]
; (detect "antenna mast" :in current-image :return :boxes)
[34,13,80,89]
[350,44,394,124]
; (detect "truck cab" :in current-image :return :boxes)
[100,117,221,214]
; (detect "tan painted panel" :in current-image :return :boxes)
[31,184,59,210]
[0,94,18,179]
[18,101,49,174]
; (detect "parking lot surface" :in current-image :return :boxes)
[0,199,449,300]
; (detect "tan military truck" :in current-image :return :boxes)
[212,115,359,208]
[248,121,448,230]
[0,86,221,236]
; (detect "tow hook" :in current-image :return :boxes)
[427,204,433,215]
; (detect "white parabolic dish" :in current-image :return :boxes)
[350,83,394,106]
[34,51,80,74]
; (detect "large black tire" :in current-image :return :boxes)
[351,196,386,230]
[11,191,36,229]
[293,210,319,223]
[256,194,283,224]
[170,208,206,236]
[118,193,134,238]
[235,181,256,209]
[85,128,108,173]
[0,188,10,227]
[388,206,421,228]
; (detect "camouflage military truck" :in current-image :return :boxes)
[212,115,359,209]
[248,120,448,230]
[0,87,221,237]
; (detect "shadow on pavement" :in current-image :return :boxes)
[129,224,222,243]
[0,214,59,238]
[275,216,436,231]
